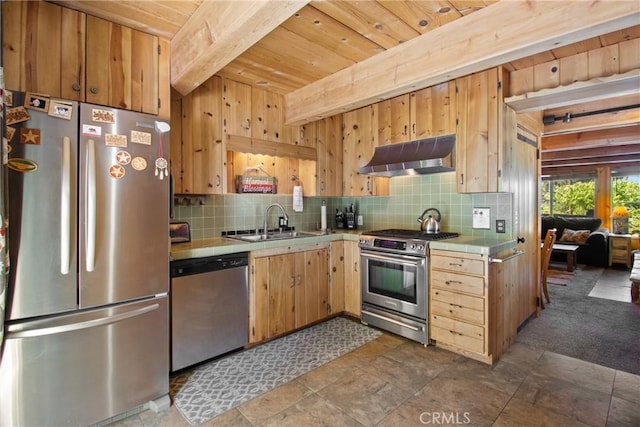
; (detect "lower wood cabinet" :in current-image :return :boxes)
[429,248,518,364]
[328,240,361,318]
[249,244,330,343]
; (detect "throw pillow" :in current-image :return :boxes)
[560,228,590,244]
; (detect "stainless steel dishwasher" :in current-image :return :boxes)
[170,252,249,372]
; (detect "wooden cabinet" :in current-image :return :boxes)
[85,16,159,114]
[377,82,456,145]
[249,246,330,343]
[378,94,411,145]
[317,115,343,196]
[172,76,226,195]
[3,1,85,100]
[430,250,488,359]
[410,82,457,140]
[222,78,252,139]
[343,241,361,317]
[2,1,164,115]
[609,234,631,268]
[430,248,519,364]
[456,67,507,193]
[342,105,389,196]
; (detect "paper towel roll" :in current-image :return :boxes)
[293,185,303,212]
[321,204,327,231]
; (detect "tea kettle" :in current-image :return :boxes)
[417,208,441,233]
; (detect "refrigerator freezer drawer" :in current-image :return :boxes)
[0,296,169,426]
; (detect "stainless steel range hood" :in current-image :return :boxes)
[358,133,455,177]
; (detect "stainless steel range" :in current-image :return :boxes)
[358,229,459,345]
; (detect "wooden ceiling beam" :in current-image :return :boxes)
[542,144,640,162]
[171,0,309,96]
[284,0,639,124]
[543,153,640,167]
[542,160,640,177]
[542,125,640,151]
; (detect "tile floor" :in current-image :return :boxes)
[106,326,640,427]
[587,266,634,303]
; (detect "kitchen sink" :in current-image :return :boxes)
[228,231,316,242]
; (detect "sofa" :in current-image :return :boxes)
[541,215,609,267]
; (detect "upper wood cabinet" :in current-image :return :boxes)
[172,76,226,195]
[456,67,507,193]
[342,105,389,196]
[377,82,456,145]
[2,1,85,100]
[316,115,343,196]
[2,1,165,115]
[85,16,159,114]
[377,94,411,145]
[411,82,457,140]
[222,78,252,139]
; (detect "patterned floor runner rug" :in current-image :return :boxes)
[172,317,382,425]
[547,268,575,286]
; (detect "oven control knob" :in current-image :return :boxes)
[409,244,416,250]
[418,245,425,251]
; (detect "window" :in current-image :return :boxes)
[612,174,640,234]
[541,178,595,216]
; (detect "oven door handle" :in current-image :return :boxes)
[362,309,422,332]
[360,250,424,265]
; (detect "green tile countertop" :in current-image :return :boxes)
[170,229,364,260]
[429,236,516,256]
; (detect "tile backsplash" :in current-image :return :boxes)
[173,172,513,240]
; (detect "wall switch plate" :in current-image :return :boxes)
[496,219,506,233]
[357,215,363,226]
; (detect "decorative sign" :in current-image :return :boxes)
[131,156,147,171]
[131,130,151,145]
[7,157,38,172]
[91,108,115,124]
[236,175,278,194]
[6,106,30,125]
[105,133,127,148]
[20,128,41,145]
[108,164,126,179]
[115,151,131,165]
[82,124,102,137]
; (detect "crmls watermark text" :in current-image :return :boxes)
[419,412,471,425]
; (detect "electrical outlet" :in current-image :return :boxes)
[357,215,364,226]
[496,219,506,233]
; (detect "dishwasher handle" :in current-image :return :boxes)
[170,253,249,277]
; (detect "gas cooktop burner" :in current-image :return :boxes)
[366,229,459,241]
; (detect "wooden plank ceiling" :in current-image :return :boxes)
[54,0,640,176]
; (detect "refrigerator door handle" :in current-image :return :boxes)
[61,136,72,275]
[85,139,96,272]
[5,303,159,339]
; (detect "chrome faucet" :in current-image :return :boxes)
[262,203,289,238]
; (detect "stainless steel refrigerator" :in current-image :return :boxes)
[0,92,170,426]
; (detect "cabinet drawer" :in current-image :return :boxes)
[431,299,484,325]
[431,324,484,354]
[431,314,484,341]
[431,255,484,275]
[611,241,629,250]
[431,271,484,296]
[431,288,484,311]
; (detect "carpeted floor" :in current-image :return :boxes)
[171,317,382,425]
[517,265,640,375]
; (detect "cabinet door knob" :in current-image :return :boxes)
[72,83,81,91]
[89,86,99,94]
